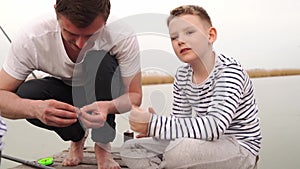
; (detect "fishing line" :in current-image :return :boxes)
[0,25,37,79]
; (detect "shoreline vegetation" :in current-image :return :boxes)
[26,68,300,85]
[142,68,300,85]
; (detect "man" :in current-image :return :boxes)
[0,0,142,168]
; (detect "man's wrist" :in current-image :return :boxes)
[106,100,117,114]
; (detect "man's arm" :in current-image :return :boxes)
[111,71,142,113]
[0,69,78,127]
[0,69,31,119]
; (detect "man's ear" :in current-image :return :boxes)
[208,27,217,44]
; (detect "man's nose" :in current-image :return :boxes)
[75,36,88,49]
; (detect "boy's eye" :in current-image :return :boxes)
[171,36,178,41]
[186,31,194,35]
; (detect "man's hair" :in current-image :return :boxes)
[167,5,212,27]
[55,0,111,28]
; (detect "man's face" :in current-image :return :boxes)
[58,15,105,52]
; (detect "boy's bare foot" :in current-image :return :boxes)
[95,142,121,169]
[62,136,86,166]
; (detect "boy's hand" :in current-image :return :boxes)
[135,107,156,138]
[129,106,153,135]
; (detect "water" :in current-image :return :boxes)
[1,76,300,168]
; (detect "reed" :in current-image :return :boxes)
[246,68,300,78]
[25,69,300,85]
[141,68,300,85]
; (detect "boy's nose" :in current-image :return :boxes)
[178,39,185,46]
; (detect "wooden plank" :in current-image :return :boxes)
[10,147,128,169]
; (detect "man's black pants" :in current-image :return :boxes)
[16,50,124,144]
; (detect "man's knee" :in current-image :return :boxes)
[16,79,40,99]
[16,77,71,102]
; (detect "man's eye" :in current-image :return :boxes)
[69,33,78,37]
[65,31,77,37]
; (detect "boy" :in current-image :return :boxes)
[121,5,261,169]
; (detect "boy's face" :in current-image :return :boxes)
[58,15,105,52]
[168,14,214,63]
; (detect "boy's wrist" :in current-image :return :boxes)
[147,113,155,136]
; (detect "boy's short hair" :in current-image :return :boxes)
[55,0,110,28]
[167,5,212,27]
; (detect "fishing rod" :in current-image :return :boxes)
[1,154,54,169]
[0,25,37,79]
[0,26,11,43]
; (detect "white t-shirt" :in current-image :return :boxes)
[3,13,141,85]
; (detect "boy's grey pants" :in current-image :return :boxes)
[120,136,258,169]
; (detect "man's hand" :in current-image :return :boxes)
[78,101,110,129]
[35,99,77,127]
[129,106,153,136]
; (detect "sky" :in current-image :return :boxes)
[1,0,300,76]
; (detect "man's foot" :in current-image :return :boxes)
[62,137,86,166]
[95,142,121,169]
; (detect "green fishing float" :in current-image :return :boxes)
[37,157,54,166]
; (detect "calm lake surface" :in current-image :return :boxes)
[2,76,300,169]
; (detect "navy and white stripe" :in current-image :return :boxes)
[0,117,7,150]
[148,53,262,156]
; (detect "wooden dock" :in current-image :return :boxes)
[10,147,128,169]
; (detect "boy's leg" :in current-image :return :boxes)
[120,137,170,169]
[163,136,257,169]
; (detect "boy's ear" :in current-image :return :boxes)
[208,27,217,44]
